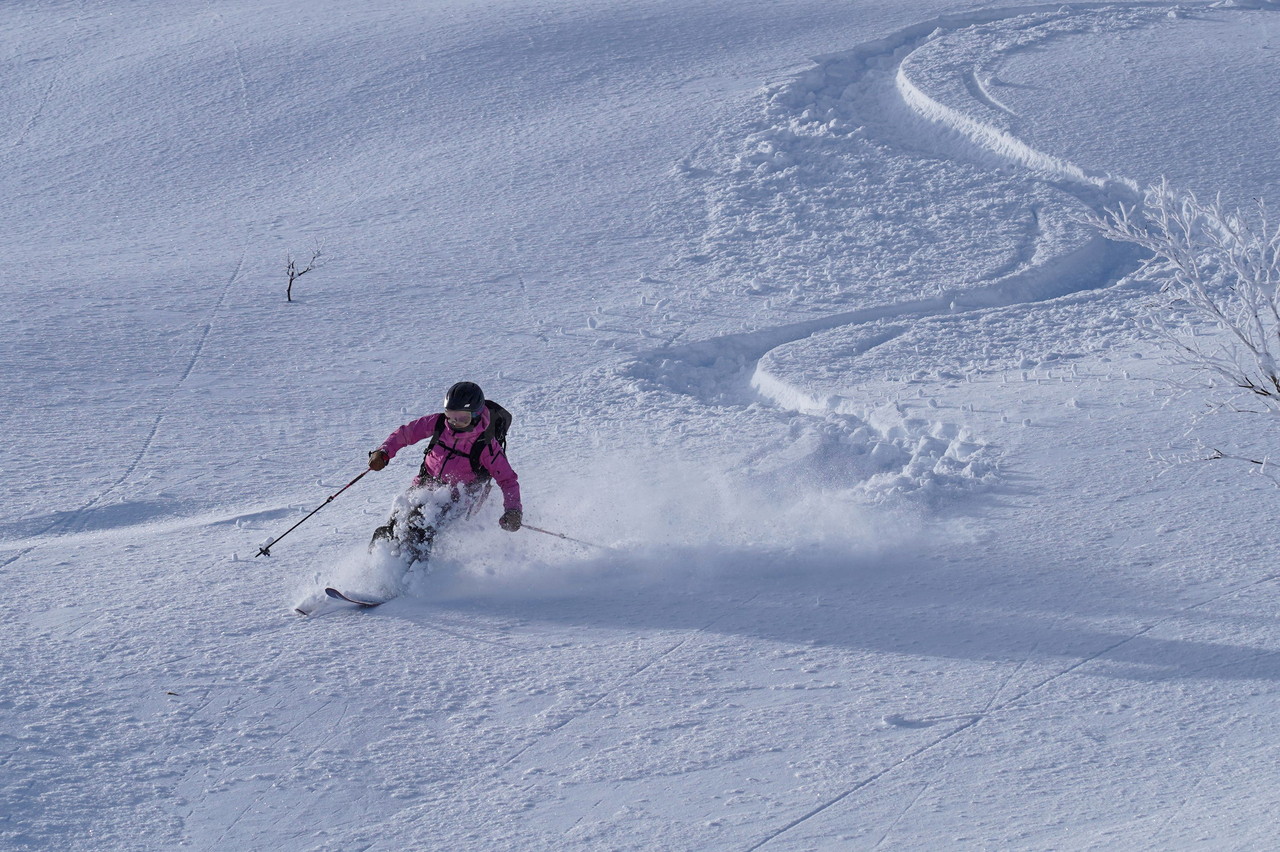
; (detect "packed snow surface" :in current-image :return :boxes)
[3,1,1280,849]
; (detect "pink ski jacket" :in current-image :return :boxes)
[378,408,521,511]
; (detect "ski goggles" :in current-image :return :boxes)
[444,409,475,429]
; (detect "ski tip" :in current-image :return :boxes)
[324,587,386,607]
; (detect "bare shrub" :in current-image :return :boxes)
[1095,181,1280,476]
[286,243,325,302]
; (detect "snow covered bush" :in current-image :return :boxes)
[1097,181,1280,412]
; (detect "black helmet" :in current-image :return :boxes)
[443,381,485,413]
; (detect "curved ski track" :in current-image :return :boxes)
[644,3,1278,849]
[633,2,1192,411]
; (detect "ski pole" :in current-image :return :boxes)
[523,523,608,551]
[255,469,370,557]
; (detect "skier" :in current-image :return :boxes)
[366,381,522,567]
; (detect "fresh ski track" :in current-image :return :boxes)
[635,3,1255,413]
[647,4,1280,846]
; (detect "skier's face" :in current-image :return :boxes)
[444,409,474,431]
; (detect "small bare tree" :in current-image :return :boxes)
[1095,180,1280,474]
[285,243,325,302]
[1097,181,1280,405]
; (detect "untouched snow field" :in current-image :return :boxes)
[4,1,1280,849]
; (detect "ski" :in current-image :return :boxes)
[294,596,330,617]
[324,587,389,608]
[293,587,395,617]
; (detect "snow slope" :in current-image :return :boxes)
[3,1,1280,849]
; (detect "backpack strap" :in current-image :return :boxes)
[424,415,446,453]
[419,416,448,482]
[467,415,501,480]
[420,412,502,481]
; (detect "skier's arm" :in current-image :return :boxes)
[481,446,522,512]
[377,414,442,461]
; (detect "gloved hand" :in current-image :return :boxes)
[368,449,389,471]
[499,509,523,532]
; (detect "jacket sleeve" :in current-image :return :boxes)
[481,445,522,512]
[378,414,441,460]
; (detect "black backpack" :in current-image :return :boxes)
[420,400,512,482]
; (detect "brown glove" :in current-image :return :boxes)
[499,509,523,532]
[368,449,389,471]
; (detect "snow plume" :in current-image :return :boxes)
[288,424,947,608]
[418,445,914,603]
[293,524,419,605]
